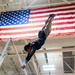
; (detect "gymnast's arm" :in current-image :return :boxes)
[22,47,36,69]
[26,48,36,62]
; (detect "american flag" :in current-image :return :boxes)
[0,3,75,41]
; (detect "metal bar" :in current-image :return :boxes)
[0,2,21,6]
[32,56,39,75]
[7,63,16,72]
[11,39,28,75]
[0,38,11,66]
[18,0,22,9]
[26,0,37,9]
[36,47,75,53]
[23,0,27,8]
[26,1,75,8]
[28,64,33,75]
[62,0,71,4]
[48,0,50,4]
[9,57,20,73]
[24,39,28,44]
[1,66,7,75]
[6,54,19,73]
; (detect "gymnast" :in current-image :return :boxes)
[22,14,55,69]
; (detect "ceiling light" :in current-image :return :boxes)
[43,65,55,68]
[43,68,55,71]
[43,65,55,71]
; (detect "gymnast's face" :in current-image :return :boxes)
[27,46,32,53]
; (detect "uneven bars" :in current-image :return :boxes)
[0,38,11,66]
[11,39,28,75]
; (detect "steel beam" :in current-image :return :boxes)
[32,56,40,75]
[36,47,75,53]
[23,0,27,8]
[1,67,7,75]
[0,38,11,66]
[26,1,75,8]
[11,39,28,75]
[26,0,37,9]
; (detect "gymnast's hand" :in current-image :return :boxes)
[22,65,26,69]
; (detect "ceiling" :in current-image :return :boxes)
[0,0,75,75]
[0,0,75,12]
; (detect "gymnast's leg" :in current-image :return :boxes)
[42,14,55,37]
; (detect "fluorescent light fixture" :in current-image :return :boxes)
[43,68,55,71]
[43,65,55,71]
[43,65,55,68]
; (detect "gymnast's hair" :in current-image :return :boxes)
[24,43,31,52]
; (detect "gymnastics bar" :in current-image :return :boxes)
[11,39,28,75]
[0,38,11,66]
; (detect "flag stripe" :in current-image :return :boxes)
[30,14,75,19]
[29,18,75,23]
[50,32,75,36]
[1,26,75,36]
[30,8,75,14]
[52,26,75,30]
[31,3,75,10]
[1,31,75,41]
[0,25,43,31]
[0,31,75,41]
[53,21,75,26]
[0,29,75,38]
[0,24,75,35]
[31,5,75,12]
[30,11,75,17]
[0,23,75,33]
